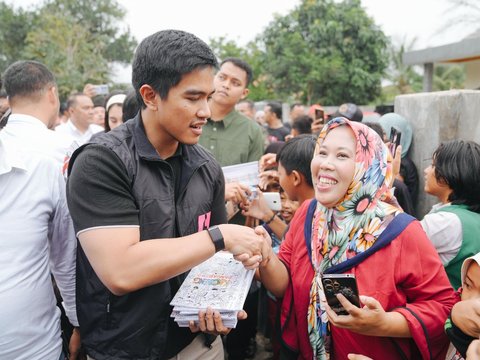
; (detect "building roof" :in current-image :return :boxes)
[403,29,480,65]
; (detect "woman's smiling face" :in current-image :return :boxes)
[311,125,356,208]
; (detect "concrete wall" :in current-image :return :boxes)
[394,90,480,217]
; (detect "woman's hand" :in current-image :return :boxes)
[326,294,410,337]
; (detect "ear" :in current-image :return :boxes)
[291,170,302,186]
[139,84,158,111]
[240,87,249,100]
[47,86,58,105]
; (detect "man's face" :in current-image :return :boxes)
[264,105,275,125]
[153,66,215,145]
[290,105,305,120]
[236,102,255,120]
[93,106,106,127]
[212,62,249,107]
[70,95,94,127]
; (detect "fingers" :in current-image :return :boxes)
[336,293,361,316]
[237,309,248,320]
[197,308,231,336]
[359,295,380,310]
[259,153,277,171]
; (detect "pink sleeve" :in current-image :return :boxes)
[393,221,458,359]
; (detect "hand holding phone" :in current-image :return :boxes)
[388,127,402,156]
[321,274,360,315]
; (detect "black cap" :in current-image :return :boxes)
[334,103,363,122]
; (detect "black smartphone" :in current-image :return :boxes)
[389,126,402,156]
[321,274,360,315]
[315,108,325,121]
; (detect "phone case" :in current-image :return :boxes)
[263,192,282,211]
[321,274,360,315]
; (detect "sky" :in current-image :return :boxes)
[10,0,477,82]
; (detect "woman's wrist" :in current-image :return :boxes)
[263,211,276,224]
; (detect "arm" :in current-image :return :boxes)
[256,226,289,297]
[68,146,263,296]
[420,211,462,265]
[48,169,78,327]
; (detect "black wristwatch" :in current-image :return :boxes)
[207,225,225,252]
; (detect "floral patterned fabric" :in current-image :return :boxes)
[307,117,402,359]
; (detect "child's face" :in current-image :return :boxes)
[423,161,451,203]
[280,192,299,223]
[462,262,480,300]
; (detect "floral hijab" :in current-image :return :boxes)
[308,118,402,359]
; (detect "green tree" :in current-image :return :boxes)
[259,0,388,105]
[433,65,465,91]
[386,37,422,95]
[0,0,136,98]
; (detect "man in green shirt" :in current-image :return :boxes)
[199,56,264,167]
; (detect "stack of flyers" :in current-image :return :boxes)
[170,252,255,328]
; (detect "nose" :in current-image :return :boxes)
[319,157,335,170]
[197,99,211,119]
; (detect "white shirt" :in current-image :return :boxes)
[0,138,78,360]
[55,119,103,147]
[2,114,72,170]
[421,202,463,265]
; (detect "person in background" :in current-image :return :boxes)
[363,121,415,216]
[378,113,419,207]
[421,140,480,290]
[104,93,126,131]
[291,115,313,137]
[333,103,363,122]
[0,89,9,118]
[264,101,290,143]
[121,90,140,122]
[255,118,456,359]
[236,99,256,120]
[445,253,480,359]
[0,60,79,360]
[55,93,103,146]
[289,102,306,126]
[92,95,106,128]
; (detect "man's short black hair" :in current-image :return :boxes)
[276,135,316,187]
[220,57,253,87]
[66,93,88,111]
[292,115,313,134]
[290,102,303,111]
[3,60,55,101]
[433,139,480,213]
[132,30,218,108]
[267,101,282,120]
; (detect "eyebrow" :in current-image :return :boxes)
[319,144,355,153]
[184,89,215,96]
[218,71,243,84]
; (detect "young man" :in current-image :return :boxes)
[66,30,264,360]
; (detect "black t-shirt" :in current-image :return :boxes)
[267,126,290,142]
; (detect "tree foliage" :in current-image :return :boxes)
[258,0,388,105]
[387,37,422,95]
[0,0,136,98]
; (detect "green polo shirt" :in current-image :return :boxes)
[199,110,265,166]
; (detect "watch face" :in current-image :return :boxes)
[208,226,225,252]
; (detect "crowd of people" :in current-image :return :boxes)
[1,29,480,360]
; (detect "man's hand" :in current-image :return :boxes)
[452,299,480,338]
[220,224,263,259]
[83,83,97,98]
[189,308,248,336]
[69,327,84,360]
[225,182,250,204]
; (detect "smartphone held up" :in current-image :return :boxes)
[388,126,402,156]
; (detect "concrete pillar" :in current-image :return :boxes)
[423,63,434,92]
[394,90,480,217]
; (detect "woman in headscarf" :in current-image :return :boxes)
[378,113,419,207]
[255,118,456,359]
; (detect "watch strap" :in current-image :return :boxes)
[207,225,225,252]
